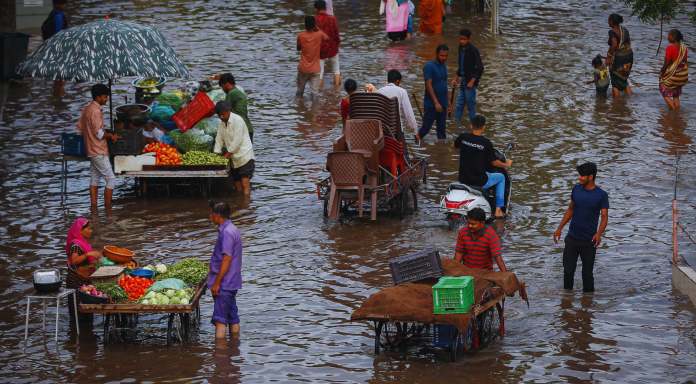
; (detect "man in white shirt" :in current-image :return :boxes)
[214,101,256,195]
[377,69,419,137]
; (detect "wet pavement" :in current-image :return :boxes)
[2,0,696,382]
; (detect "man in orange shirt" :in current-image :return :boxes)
[296,15,329,99]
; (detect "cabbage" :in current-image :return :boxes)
[159,296,170,305]
[207,89,226,103]
[145,291,157,299]
[156,293,165,300]
[193,117,221,140]
[143,265,155,272]
[165,290,176,298]
[176,289,187,299]
[141,299,149,305]
[170,297,181,305]
[175,131,214,154]
[180,298,189,305]
[156,264,167,274]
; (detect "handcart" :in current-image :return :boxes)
[79,281,207,347]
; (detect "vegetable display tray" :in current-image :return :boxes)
[141,164,227,171]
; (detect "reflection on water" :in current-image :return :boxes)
[2,0,696,382]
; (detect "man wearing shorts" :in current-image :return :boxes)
[213,101,255,195]
[208,201,243,339]
[76,84,120,207]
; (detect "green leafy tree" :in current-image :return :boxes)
[617,0,695,53]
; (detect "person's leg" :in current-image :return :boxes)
[89,158,101,205]
[484,172,506,217]
[215,321,228,339]
[562,236,580,290]
[579,241,597,292]
[612,87,619,98]
[454,85,467,121]
[227,290,240,335]
[664,96,676,109]
[332,54,341,85]
[319,58,326,86]
[102,156,116,207]
[674,96,680,108]
[240,178,251,195]
[308,72,321,99]
[435,110,447,139]
[90,186,98,206]
[407,15,413,38]
[417,107,437,140]
[465,85,477,120]
[296,72,309,96]
[625,83,632,95]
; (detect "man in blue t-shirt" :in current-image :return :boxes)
[416,44,451,142]
[553,162,609,292]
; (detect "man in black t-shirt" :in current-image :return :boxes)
[452,114,512,218]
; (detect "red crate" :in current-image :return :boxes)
[171,92,215,132]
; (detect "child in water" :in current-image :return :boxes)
[341,79,357,128]
[587,56,610,99]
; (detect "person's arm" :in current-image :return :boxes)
[489,234,506,272]
[454,251,465,263]
[400,90,419,135]
[54,12,64,33]
[297,34,302,51]
[451,142,460,151]
[553,201,574,244]
[334,19,341,45]
[587,73,598,85]
[492,159,512,168]
[493,256,507,273]
[214,123,225,155]
[210,254,232,296]
[468,47,483,89]
[425,79,442,113]
[225,117,247,155]
[321,30,330,42]
[592,208,608,247]
[606,33,619,57]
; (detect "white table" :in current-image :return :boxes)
[24,288,79,345]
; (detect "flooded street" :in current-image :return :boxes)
[3,0,696,381]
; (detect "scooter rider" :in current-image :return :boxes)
[451,114,512,219]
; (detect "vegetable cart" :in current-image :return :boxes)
[316,158,427,220]
[79,281,207,347]
[115,166,229,196]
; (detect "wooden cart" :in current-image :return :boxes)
[79,281,207,347]
[360,293,506,362]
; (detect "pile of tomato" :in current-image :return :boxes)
[119,275,154,301]
[143,142,182,165]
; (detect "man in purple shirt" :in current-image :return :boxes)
[208,202,243,339]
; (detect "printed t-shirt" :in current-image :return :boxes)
[423,60,448,108]
[453,132,496,186]
[455,226,502,270]
[568,184,610,240]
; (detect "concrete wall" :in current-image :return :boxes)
[16,0,52,30]
[672,263,696,305]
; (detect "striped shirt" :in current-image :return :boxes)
[455,226,502,270]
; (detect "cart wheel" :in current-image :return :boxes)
[166,313,175,347]
[378,321,404,350]
[103,313,113,346]
[451,329,460,362]
[323,200,328,218]
[180,313,189,341]
[374,321,383,355]
[479,307,501,344]
[447,218,459,231]
[399,185,414,220]
[462,321,477,353]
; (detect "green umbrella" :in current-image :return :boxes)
[16,18,191,127]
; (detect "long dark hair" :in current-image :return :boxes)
[608,13,623,26]
[670,29,684,42]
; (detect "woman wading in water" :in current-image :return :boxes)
[599,13,633,97]
[659,29,688,109]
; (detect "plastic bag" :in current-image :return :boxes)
[167,129,182,141]
[151,106,175,122]
[207,89,226,103]
[160,135,174,145]
[193,117,222,140]
[175,130,215,153]
[157,92,183,111]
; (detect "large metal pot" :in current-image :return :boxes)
[115,104,151,126]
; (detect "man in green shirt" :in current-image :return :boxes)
[218,73,254,142]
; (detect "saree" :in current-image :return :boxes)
[418,0,443,34]
[660,43,688,95]
[607,27,633,92]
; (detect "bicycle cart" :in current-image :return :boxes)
[79,281,207,347]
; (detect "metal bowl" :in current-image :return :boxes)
[33,279,63,293]
[132,77,166,90]
[115,104,151,127]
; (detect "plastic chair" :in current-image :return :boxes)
[333,119,384,174]
[326,152,379,220]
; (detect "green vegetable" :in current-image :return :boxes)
[145,291,157,299]
[141,299,149,305]
[159,296,170,305]
[181,298,190,305]
[180,151,229,166]
[175,132,215,154]
[170,297,181,305]
[166,289,176,298]
[138,78,158,87]
[95,283,128,302]
[177,289,188,299]
[153,258,209,285]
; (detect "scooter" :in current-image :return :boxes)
[439,142,516,231]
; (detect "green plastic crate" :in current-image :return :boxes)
[433,276,474,314]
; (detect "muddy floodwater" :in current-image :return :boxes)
[2,0,696,382]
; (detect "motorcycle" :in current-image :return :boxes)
[439,142,516,231]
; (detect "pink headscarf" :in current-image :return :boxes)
[66,218,94,265]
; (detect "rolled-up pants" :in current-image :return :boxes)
[296,71,320,98]
[562,235,597,292]
[89,154,115,189]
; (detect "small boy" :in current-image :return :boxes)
[76,84,120,207]
[587,56,610,99]
[341,79,357,128]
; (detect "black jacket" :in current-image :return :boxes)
[456,43,484,87]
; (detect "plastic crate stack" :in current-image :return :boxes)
[389,248,444,286]
[432,276,475,315]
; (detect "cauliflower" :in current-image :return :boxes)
[156,264,167,274]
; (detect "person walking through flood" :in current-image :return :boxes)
[454,207,507,272]
[378,69,419,137]
[315,0,341,86]
[214,101,255,195]
[418,0,444,34]
[382,0,409,42]
[587,56,610,99]
[77,84,120,207]
[208,201,243,340]
[452,29,484,122]
[416,45,451,142]
[296,16,329,99]
[553,162,609,292]
[218,73,254,143]
[659,29,688,109]
[599,13,633,97]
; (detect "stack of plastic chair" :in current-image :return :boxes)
[348,93,403,143]
[379,136,406,180]
[326,152,379,220]
[333,119,384,174]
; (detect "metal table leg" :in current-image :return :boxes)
[24,298,30,343]
[55,299,60,344]
[42,299,46,332]
[73,292,80,335]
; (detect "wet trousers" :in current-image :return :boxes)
[562,235,596,292]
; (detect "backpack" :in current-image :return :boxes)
[41,10,67,40]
